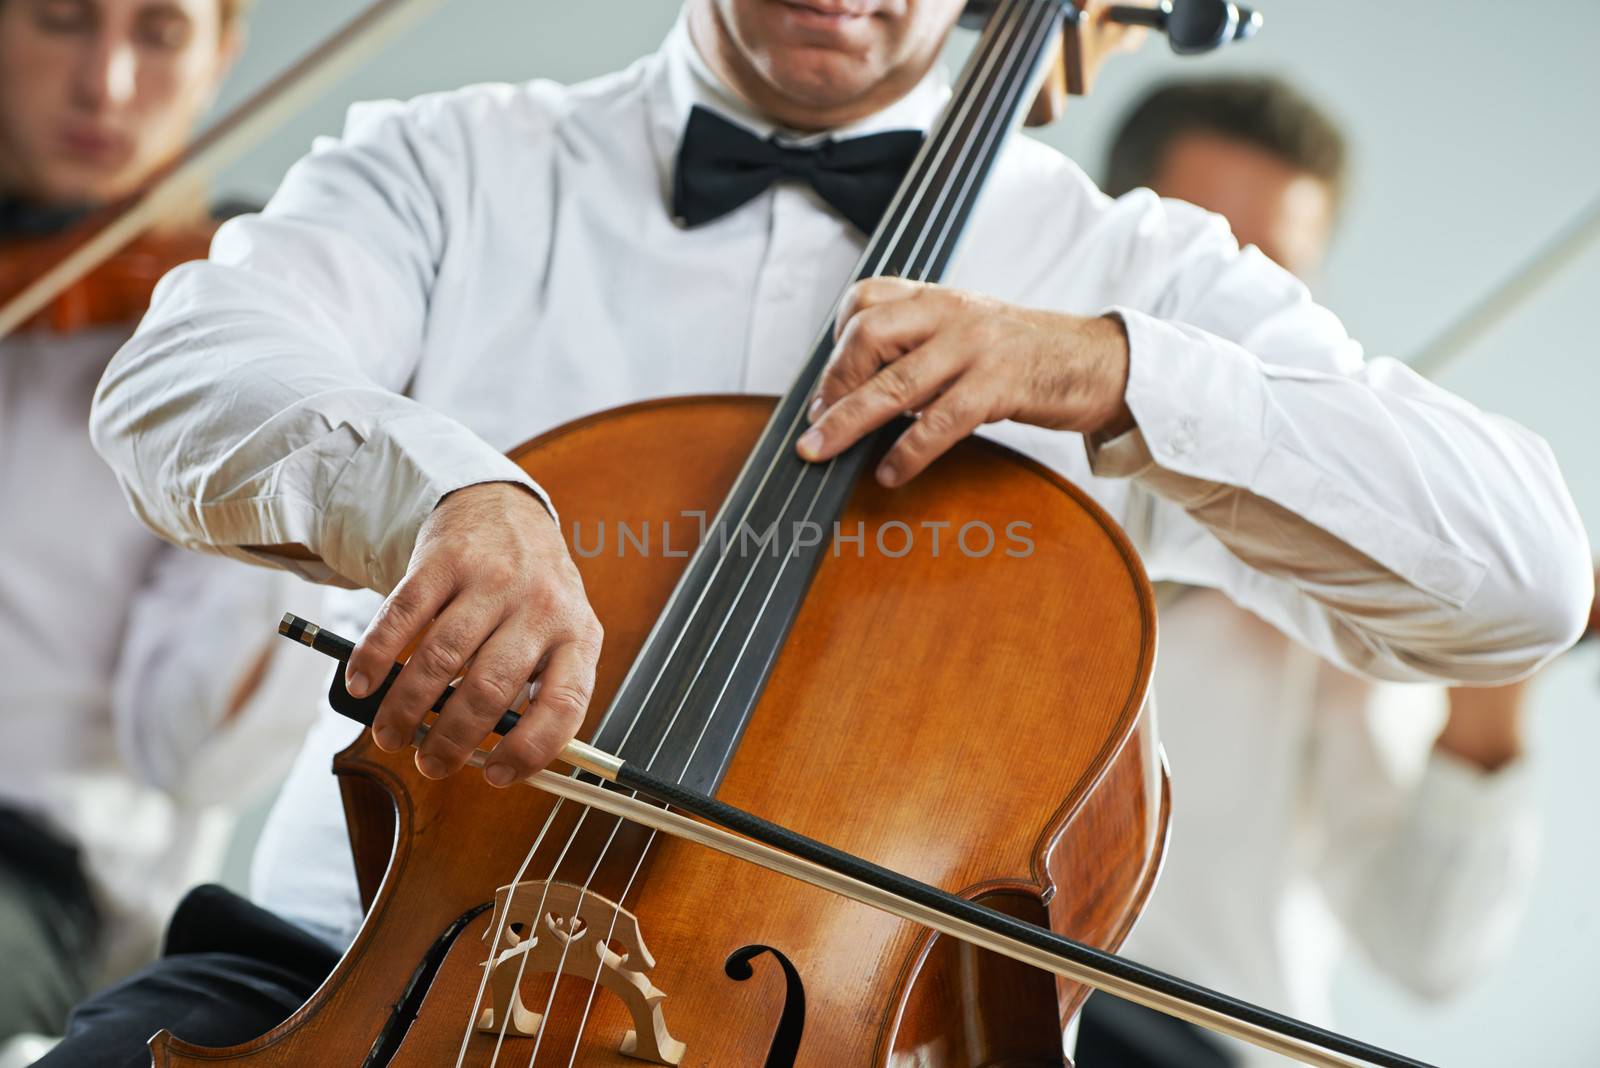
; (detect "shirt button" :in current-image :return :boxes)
[1165,417,1198,457]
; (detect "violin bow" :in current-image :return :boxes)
[281,614,1434,1068]
[1409,189,1600,378]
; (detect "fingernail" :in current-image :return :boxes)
[416,754,446,779]
[797,428,823,459]
[373,725,402,752]
[876,460,898,486]
[484,763,514,788]
[347,670,370,697]
[807,397,825,423]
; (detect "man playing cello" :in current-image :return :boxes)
[47,0,1594,1063]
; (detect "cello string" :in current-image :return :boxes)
[490,324,860,1063]
[459,1,1048,1058]
[476,484,826,1058]
[453,682,604,1067]
[514,449,831,1067]
[462,18,1014,1041]
[537,453,836,1064]
[535,2,1054,1059]
[535,2,1057,1061]
[453,784,565,1066]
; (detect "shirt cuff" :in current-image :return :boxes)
[321,411,555,593]
[1088,306,1486,608]
[1084,422,1157,480]
[1416,748,1535,831]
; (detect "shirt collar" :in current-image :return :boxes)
[644,12,951,188]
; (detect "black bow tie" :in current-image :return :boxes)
[672,105,923,234]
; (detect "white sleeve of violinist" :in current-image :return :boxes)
[1304,680,1538,997]
[88,98,551,597]
[110,544,331,806]
[1080,192,1593,686]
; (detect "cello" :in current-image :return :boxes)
[186,5,1169,1063]
[17,2,1428,1065]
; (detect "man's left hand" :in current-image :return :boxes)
[796,278,1135,485]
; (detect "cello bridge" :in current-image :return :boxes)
[474,879,684,1065]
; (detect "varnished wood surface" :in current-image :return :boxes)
[152,395,1165,1067]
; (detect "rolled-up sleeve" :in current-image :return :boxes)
[1080,190,1592,683]
[91,95,548,595]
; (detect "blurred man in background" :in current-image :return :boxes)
[1076,76,1555,1067]
[0,0,323,1058]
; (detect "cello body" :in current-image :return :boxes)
[153,395,1167,1067]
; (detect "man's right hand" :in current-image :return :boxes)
[343,482,603,788]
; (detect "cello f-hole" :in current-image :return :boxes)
[725,944,807,1068]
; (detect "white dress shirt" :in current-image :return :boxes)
[1126,588,1537,1067]
[0,321,327,980]
[91,18,1591,950]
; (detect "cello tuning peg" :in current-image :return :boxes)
[1233,5,1265,43]
[1106,0,1263,55]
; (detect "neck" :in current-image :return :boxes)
[686,4,934,133]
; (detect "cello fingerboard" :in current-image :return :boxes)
[590,0,1074,795]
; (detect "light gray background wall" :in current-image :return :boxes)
[210,3,1600,1065]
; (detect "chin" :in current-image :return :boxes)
[33,163,138,208]
[762,47,885,111]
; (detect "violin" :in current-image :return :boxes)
[0,218,217,334]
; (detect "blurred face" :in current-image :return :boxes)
[0,0,238,206]
[1149,131,1335,279]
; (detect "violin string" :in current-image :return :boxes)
[535,3,1054,1061]
[459,1,1048,1060]
[531,2,1052,1060]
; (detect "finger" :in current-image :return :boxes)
[371,599,499,763]
[799,337,966,463]
[347,567,451,700]
[813,291,952,419]
[876,380,993,487]
[415,620,546,779]
[482,639,599,787]
[833,276,925,342]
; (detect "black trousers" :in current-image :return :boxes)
[1075,990,1238,1068]
[38,885,338,1068]
[0,806,102,1040]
